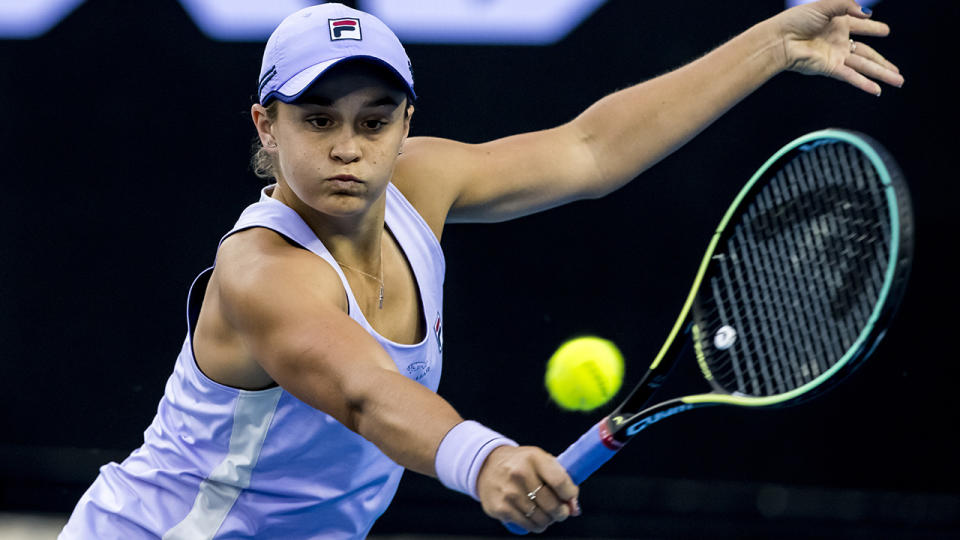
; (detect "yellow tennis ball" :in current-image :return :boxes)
[545,336,624,411]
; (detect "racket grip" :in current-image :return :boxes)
[504,521,530,535]
[556,418,621,485]
[503,418,621,535]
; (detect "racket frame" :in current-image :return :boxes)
[604,128,911,445]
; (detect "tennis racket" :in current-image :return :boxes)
[506,128,913,534]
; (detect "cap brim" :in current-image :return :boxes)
[262,56,416,104]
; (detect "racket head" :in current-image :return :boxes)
[611,128,912,439]
[689,128,912,405]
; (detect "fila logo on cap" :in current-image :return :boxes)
[329,18,361,40]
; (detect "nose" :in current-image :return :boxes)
[330,130,361,164]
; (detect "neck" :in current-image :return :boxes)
[270,181,386,270]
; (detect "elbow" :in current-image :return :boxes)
[341,389,367,432]
[337,364,396,433]
[581,181,619,200]
[339,374,374,432]
[574,166,629,200]
[568,122,624,201]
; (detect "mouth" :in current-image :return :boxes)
[325,174,365,191]
[328,174,362,182]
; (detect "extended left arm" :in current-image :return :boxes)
[396,0,902,229]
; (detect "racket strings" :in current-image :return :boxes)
[693,142,892,397]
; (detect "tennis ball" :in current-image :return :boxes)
[545,336,624,411]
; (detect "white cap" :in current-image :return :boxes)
[257,3,415,105]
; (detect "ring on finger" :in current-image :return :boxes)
[525,503,537,518]
[527,484,543,501]
[849,38,857,53]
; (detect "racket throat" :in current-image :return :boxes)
[609,338,693,426]
[596,417,625,450]
[610,398,717,443]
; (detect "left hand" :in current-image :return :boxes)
[771,0,904,95]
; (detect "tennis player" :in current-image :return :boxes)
[61,1,902,537]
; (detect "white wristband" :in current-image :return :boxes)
[435,420,518,500]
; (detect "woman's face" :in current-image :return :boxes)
[257,63,412,220]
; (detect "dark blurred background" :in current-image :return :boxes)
[1,0,956,538]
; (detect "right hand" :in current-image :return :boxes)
[475,445,581,533]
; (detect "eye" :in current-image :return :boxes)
[362,119,387,131]
[307,116,332,128]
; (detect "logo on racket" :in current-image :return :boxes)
[714,325,737,350]
[329,18,361,40]
[625,403,694,436]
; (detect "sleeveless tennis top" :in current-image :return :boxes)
[61,183,445,539]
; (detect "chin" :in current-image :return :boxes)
[312,193,371,217]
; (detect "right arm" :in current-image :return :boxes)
[214,229,578,531]
[216,228,459,475]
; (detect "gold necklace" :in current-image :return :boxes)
[336,249,384,309]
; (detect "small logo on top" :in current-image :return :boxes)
[329,18,361,40]
[434,312,443,355]
[406,360,430,382]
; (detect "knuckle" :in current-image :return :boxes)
[507,467,526,483]
[523,446,543,460]
[503,492,520,506]
[491,502,511,519]
[553,480,578,501]
[550,504,569,520]
[537,463,560,482]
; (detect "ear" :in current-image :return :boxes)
[399,104,414,153]
[251,103,277,149]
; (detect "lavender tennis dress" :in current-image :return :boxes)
[61,183,445,539]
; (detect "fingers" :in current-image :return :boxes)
[845,51,904,89]
[523,483,571,524]
[843,5,903,94]
[850,40,900,74]
[813,0,872,19]
[514,450,580,532]
[832,63,882,96]
[509,497,549,533]
[848,16,890,38]
[837,35,905,95]
[500,488,554,533]
[513,450,580,532]
[532,451,579,504]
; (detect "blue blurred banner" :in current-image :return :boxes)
[359,0,607,44]
[0,0,84,38]
[0,0,607,43]
[178,0,314,40]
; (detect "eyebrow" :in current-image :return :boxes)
[298,95,401,108]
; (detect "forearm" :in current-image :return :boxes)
[572,19,784,192]
[340,366,463,477]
